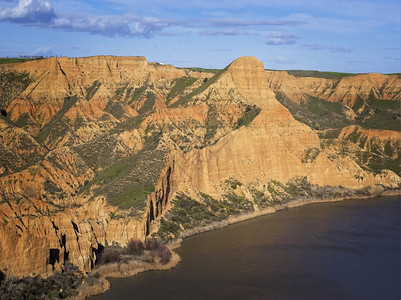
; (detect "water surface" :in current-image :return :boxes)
[96,196,400,299]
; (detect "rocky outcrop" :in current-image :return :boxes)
[266,70,401,106]
[169,57,392,202]
[0,55,400,279]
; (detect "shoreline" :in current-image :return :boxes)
[168,189,401,249]
[74,189,400,299]
[74,252,181,299]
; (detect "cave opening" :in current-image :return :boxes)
[48,248,60,267]
[93,243,105,266]
[149,201,155,222]
[71,221,79,233]
[146,218,150,236]
[0,270,5,284]
[61,234,66,247]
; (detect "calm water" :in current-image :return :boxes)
[95,196,400,300]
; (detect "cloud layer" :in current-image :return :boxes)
[0,0,169,37]
[265,32,297,45]
[0,0,306,38]
[303,43,356,53]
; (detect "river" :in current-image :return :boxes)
[94,196,400,299]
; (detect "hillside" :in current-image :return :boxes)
[0,56,400,279]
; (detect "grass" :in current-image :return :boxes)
[129,86,147,104]
[138,92,156,114]
[170,66,228,107]
[183,67,221,74]
[271,69,355,79]
[0,57,34,64]
[275,92,351,130]
[167,77,197,101]
[78,132,167,214]
[235,105,261,128]
[302,147,321,163]
[0,262,84,299]
[157,187,255,240]
[85,80,102,100]
[36,95,78,143]
[204,104,220,143]
[0,69,33,108]
[357,99,400,131]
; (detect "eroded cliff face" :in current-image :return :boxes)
[0,56,400,278]
[266,70,401,106]
[168,57,397,202]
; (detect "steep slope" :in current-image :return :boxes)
[0,56,400,280]
[168,57,394,200]
[266,71,401,132]
[266,71,401,105]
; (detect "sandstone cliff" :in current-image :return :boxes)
[0,56,400,279]
[266,70,401,106]
[168,58,398,202]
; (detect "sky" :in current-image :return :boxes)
[0,0,400,73]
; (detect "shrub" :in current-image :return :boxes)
[156,244,172,265]
[97,248,121,265]
[126,239,145,256]
[145,237,162,251]
[149,244,172,265]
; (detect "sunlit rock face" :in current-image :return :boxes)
[0,55,399,278]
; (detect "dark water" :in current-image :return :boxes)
[95,196,400,300]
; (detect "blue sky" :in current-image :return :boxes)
[0,0,400,73]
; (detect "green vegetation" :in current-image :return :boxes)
[0,262,84,299]
[157,191,254,240]
[386,73,401,78]
[105,100,127,119]
[276,92,351,130]
[306,95,344,115]
[36,96,78,143]
[97,238,171,266]
[225,177,242,189]
[183,67,221,74]
[167,77,197,101]
[138,92,156,114]
[281,69,355,79]
[236,105,261,128]
[129,86,147,104]
[78,132,167,214]
[0,69,33,108]
[85,80,102,100]
[114,83,128,100]
[0,57,35,64]
[170,67,227,107]
[204,104,221,144]
[157,176,376,241]
[302,147,321,163]
[357,99,400,131]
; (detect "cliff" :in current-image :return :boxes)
[0,56,400,279]
[266,70,401,106]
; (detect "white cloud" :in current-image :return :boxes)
[0,0,56,23]
[0,0,170,37]
[265,32,297,45]
[303,44,356,53]
[33,46,53,56]
[199,29,240,36]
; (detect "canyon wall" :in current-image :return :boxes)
[0,56,400,278]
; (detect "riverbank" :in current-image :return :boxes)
[73,251,181,299]
[168,189,401,249]
[73,188,400,299]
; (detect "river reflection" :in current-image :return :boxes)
[95,196,400,300]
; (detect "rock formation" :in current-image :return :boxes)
[0,55,400,278]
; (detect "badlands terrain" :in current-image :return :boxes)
[0,55,400,284]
